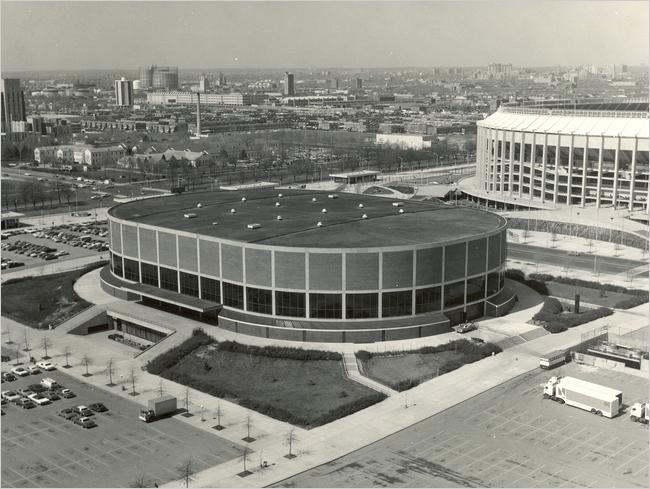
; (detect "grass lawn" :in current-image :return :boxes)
[360,351,465,390]
[1,264,100,328]
[545,281,642,308]
[166,344,382,427]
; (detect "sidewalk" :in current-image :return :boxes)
[0,255,106,283]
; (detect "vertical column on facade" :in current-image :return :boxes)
[490,129,499,192]
[196,238,201,298]
[499,135,506,195]
[341,253,346,320]
[508,131,515,198]
[463,240,469,314]
[553,138,560,204]
[612,135,621,209]
[519,132,525,198]
[541,134,547,203]
[529,132,536,201]
[156,230,161,286]
[629,137,638,211]
[596,134,604,209]
[218,243,223,305]
[411,250,417,317]
[440,247,445,312]
[270,250,276,316]
[175,235,180,292]
[241,247,247,310]
[581,136,588,207]
[378,252,383,318]
[304,253,310,319]
[567,134,574,206]
[477,127,484,190]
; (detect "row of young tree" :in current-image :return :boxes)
[2,179,79,211]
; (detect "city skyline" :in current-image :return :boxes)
[1,1,648,72]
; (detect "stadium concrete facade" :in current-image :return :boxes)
[474,99,649,210]
[102,190,510,343]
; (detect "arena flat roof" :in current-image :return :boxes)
[109,190,505,248]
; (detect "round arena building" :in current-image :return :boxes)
[102,190,509,343]
[472,99,649,210]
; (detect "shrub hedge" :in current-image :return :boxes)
[613,296,648,309]
[146,332,216,375]
[505,269,549,295]
[528,273,649,299]
[533,297,613,333]
[217,341,342,361]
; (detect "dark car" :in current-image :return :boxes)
[17,398,36,409]
[58,408,77,420]
[74,416,97,429]
[89,402,108,413]
[1,373,16,382]
[43,390,60,401]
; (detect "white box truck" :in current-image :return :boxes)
[139,395,177,423]
[543,376,622,418]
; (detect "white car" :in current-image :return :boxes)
[11,366,29,377]
[1,390,21,402]
[28,365,41,375]
[36,361,56,371]
[28,393,51,406]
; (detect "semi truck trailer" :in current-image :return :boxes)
[630,402,649,424]
[543,376,622,418]
[139,395,177,423]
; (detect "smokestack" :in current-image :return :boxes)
[196,93,201,136]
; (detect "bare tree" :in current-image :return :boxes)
[62,345,71,368]
[240,447,251,475]
[5,325,13,345]
[177,458,195,488]
[23,330,31,353]
[129,473,151,488]
[285,428,297,459]
[41,337,52,359]
[184,386,191,414]
[14,347,21,366]
[214,401,224,430]
[243,413,255,442]
[158,378,164,397]
[129,367,137,395]
[81,353,92,376]
[106,358,116,386]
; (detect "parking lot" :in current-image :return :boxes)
[2,369,244,487]
[1,222,108,271]
[278,363,649,488]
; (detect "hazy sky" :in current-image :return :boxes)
[1,1,648,71]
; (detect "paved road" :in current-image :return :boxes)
[509,243,647,275]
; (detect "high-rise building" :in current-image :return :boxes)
[199,74,210,93]
[1,78,26,134]
[217,72,226,86]
[283,72,295,96]
[138,65,179,90]
[326,78,339,90]
[355,78,363,89]
[114,77,134,106]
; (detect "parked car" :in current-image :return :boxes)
[42,390,60,401]
[27,365,41,375]
[10,366,29,377]
[36,361,56,371]
[89,402,108,413]
[28,393,51,406]
[1,373,17,382]
[1,390,21,402]
[75,405,93,417]
[58,408,77,420]
[57,388,76,398]
[74,416,97,428]
[17,398,36,409]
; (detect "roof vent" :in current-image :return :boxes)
[328,194,338,199]
[316,221,323,227]
[312,197,318,202]
[361,214,368,219]
[276,215,283,220]
[247,223,262,229]
[241,197,247,202]
[230,208,236,214]
[278,193,283,198]
[399,208,405,214]
[183,213,197,219]
[321,208,327,213]
[392,202,403,207]
[358,203,364,208]
[275,201,281,207]
[196,203,202,208]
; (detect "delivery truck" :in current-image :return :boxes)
[543,376,622,418]
[629,402,649,424]
[139,395,177,423]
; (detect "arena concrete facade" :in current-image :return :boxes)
[475,99,649,210]
[103,190,509,342]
